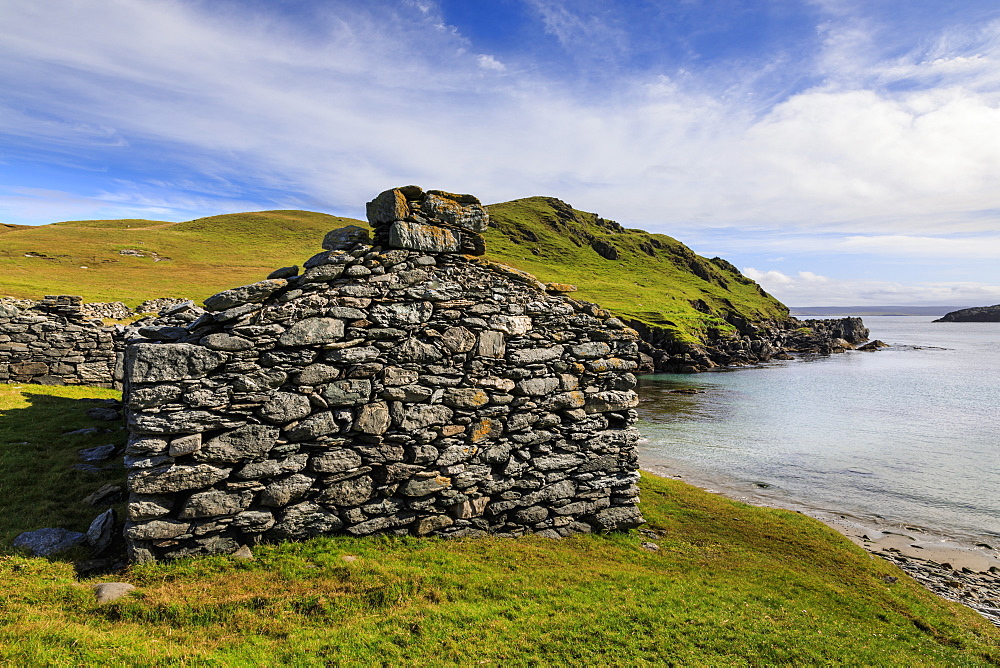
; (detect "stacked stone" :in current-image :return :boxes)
[366,186,489,256]
[0,298,117,387]
[122,187,644,562]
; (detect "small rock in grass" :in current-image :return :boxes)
[65,427,102,436]
[83,484,123,506]
[231,545,254,560]
[341,555,358,563]
[85,406,121,422]
[78,443,117,463]
[641,542,660,552]
[93,583,136,604]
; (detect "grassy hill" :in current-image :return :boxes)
[0,210,358,307]
[484,197,788,343]
[0,199,788,343]
[1,383,997,665]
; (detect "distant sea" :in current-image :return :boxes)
[636,316,1000,544]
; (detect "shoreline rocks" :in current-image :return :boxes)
[630,316,871,373]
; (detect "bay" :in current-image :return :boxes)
[636,316,1000,544]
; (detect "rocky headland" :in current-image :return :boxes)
[934,304,1000,323]
[630,314,870,373]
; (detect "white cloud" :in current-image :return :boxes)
[839,235,1000,258]
[743,266,1000,306]
[477,54,506,72]
[0,0,999,242]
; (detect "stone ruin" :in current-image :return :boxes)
[123,187,644,562]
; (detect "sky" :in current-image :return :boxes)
[2,0,1000,307]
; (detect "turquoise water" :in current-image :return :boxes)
[636,316,1000,542]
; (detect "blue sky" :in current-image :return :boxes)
[2,0,1000,306]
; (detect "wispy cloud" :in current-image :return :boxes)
[2,0,999,232]
[744,267,1000,306]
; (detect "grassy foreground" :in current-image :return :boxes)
[1,385,998,665]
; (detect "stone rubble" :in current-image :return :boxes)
[122,187,645,561]
[874,550,1000,627]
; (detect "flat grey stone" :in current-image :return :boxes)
[258,392,312,424]
[388,221,461,253]
[395,404,453,430]
[203,279,288,311]
[317,474,374,506]
[261,474,314,507]
[178,490,254,519]
[78,443,116,463]
[322,379,372,406]
[278,317,344,346]
[284,411,338,441]
[125,343,226,383]
[129,464,231,494]
[200,333,254,351]
[93,583,136,604]
[13,528,86,556]
[268,502,343,540]
[194,424,279,462]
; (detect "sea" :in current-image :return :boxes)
[636,316,1000,545]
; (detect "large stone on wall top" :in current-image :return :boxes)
[389,221,461,253]
[366,188,412,225]
[421,190,489,233]
[322,225,371,250]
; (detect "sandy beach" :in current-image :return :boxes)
[642,462,1000,626]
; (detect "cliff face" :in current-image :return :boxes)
[934,305,1000,322]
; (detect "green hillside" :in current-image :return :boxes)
[0,210,359,307]
[484,197,788,343]
[0,199,789,342]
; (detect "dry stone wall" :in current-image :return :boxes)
[123,187,644,562]
[0,296,118,387]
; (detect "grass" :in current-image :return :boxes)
[0,210,359,307]
[0,384,998,665]
[484,197,789,343]
[1,198,788,344]
[0,384,126,545]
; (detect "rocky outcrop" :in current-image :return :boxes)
[629,316,870,373]
[934,305,1000,323]
[122,187,644,562]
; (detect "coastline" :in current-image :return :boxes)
[641,461,1000,626]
